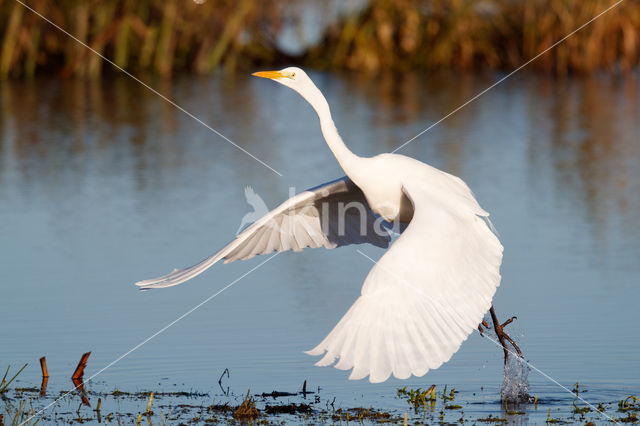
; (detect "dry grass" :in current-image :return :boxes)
[1,0,638,78]
[233,390,260,421]
[0,0,289,78]
[310,0,640,74]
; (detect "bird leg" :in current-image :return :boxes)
[478,306,522,364]
[477,319,489,335]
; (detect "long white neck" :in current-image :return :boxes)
[301,84,362,177]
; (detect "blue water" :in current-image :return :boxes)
[1,71,639,423]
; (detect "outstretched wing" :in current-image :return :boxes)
[136,177,390,290]
[306,178,503,382]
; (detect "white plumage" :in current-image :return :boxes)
[307,164,502,382]
[137,67,503,383]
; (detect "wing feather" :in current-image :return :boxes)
[251,226,270,256]
[136,177,390,289]
[306,178,503,382]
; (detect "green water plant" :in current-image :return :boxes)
[397,385,436,410]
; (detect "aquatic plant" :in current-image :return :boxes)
[2,383,636,424]
[0,364,28,394]
[1,399,42,426]
[233,389,260,421]
[397,384,436,410]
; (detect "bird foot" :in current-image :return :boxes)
[477,319,490,336]
[478,306,523,364]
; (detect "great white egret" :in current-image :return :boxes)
[136,67,521,383]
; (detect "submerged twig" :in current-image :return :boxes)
[218,368,229,396]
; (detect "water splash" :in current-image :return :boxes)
[501,355,531,403]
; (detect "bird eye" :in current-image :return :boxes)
[291,72,296,78]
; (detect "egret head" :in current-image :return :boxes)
[252,67,319,103]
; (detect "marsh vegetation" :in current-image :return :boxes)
[2,364,638,425]
[1,0,639,78]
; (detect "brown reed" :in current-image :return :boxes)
[309,0,640,74]
[0,0,288,78]
[0,0,638,78]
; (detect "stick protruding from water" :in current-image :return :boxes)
[72,352,91,380]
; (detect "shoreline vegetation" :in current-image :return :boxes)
[2,363,640,424]
[2,382,640,424]
[1,0,639,79]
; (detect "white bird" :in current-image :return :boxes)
[136,67,511,383]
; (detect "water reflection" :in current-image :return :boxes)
[1,72,638,263]
[526,75,640,255]
[1,72,639,412]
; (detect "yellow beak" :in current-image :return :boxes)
[252,70,288,80]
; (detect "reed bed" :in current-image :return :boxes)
[1,0,639,78]
[310,0,640,74]
[0,0,290,78]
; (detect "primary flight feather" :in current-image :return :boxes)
[136,67,503,383]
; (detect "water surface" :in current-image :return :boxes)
[1,71,639,422]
